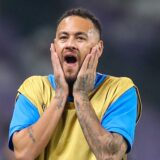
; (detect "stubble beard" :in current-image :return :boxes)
[65,73,77,87]
[63,63,81,87]
[64,74,77,96]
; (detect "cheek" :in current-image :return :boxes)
[55,42,63,53]
[79,48,91,65]
[80,44,92,58]
[54,43,64,58]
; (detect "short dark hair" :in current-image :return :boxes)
[56,8,102,39]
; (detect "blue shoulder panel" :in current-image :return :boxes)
[8,94,40,150]
[101,87,137,152]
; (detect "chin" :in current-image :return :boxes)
[65,75,77,85]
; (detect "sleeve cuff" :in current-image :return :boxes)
[107,127,133,153]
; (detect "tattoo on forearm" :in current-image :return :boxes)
[74,98,126,159]
[75,99,102,156]
[54,89,64,110]
[75,98,100,136]
[75,100,80,111]
[54,94,65,110]
[54,77,66,109]
[28,126,36,143]
[82,76,87,90]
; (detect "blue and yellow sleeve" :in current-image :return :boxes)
[101,87,137,152]
[8,94,40,150]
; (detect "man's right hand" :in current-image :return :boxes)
[50,43,69,99]
[12,43,69,160]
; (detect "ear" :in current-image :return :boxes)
[97,40,104,58]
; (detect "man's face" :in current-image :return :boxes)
[54,16,101,83]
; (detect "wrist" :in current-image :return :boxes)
[73,91,89,101]
[52,92,68,110]
[55,89,68,98]
[55,91,68,103]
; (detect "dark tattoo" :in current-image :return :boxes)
[54,95,64,109]
[82,76,87,90]
[74,97,126,159]
[75,100,80,111]
[42,103,46,111]
[75,98,103,158]
[28,127,36,143]
[54,94,67,111]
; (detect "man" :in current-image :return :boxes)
[8,8,142,160]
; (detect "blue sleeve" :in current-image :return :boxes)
[101,87,137,152]
[8,94,40,150]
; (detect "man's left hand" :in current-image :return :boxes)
[73,44,100,97]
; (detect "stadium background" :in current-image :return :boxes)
[0,0,160,159]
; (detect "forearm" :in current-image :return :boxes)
[74,94,127,160]
[13,95,67,160]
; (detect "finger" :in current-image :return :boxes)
[87,46,96,69]
[97,43,102,58]
[50,43,58,71]
[94,45,100,68]
[87,45,99,70]
[50,43,62,75]
[92,50,99,72]
[50,43,58,63]
[78,53,91,75]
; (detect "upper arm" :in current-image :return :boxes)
[101,87,137,152]
[8,94,40,150]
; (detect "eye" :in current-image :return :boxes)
[59,36,68,42]
[77,36,86,41]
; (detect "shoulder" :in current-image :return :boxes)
[98,75,135,96]
[18,75,51,92]
[20,75,49,86]
[17,75,53,115]
[106,75,134,86]
[103,75,142,122]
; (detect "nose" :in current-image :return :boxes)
[65,37,77,50]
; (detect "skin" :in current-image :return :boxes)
[12,16,127,160]
[54,16,127,160]
[54,16,102,84]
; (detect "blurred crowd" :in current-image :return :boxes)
[0,0,160,159]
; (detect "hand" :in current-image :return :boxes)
[50,43,69,98]
[73,44,100,97]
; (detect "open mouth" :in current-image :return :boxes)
[64,55,77,64]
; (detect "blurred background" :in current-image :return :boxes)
[0,0,160,159]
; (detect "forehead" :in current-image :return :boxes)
[56,16,97,35]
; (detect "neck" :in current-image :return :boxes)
[67,81,74,97]
[69,87,73,97]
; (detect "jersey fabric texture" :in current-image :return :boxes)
[8,73,142,160]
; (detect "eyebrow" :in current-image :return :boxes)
[58,31,88,37]
[75,32,88,37]
[58,32,68,36]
